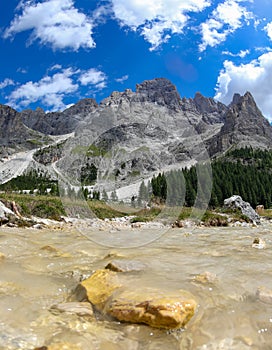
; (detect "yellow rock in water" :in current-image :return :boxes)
[108,294,196,329]
[77,269,121,310]
[76,269,197,329]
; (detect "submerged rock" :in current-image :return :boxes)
[193,271,217,284]
[224,195,260,224]
[105,259,146,272]
[256,286,272,304]
[74,269,197,329]
[50,302,94,317]
[252,237,266,249]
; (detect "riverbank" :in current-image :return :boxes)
[1,193,271,231]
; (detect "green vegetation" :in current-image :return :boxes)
[0,193,65,220]
[150,148,272,209]
[27,139,43,146]
[71,145,89,155]
[87,144,107,157]
[88,200,128,219]
[80,163,98,185]
[151,173,167,201]
[130,207,161,223]
[0,170,59,195]
[0,193,129,221]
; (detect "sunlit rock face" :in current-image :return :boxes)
[75,269,197,329]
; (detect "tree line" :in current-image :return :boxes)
[149,147,272,209]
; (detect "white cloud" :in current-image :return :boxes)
[265,22,272,40]
[8,68,78,110]
[5,66,108,110]
[111,0,211,50]
[49,64,63,71]
[115,74,129,83]
[214,52,272,121]
[78,68,107,89]
[199,0,252,51]
[4,0,95,51]
[222,49,250,58]
[0,79,15,89]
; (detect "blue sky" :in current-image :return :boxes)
[1,0,272,121]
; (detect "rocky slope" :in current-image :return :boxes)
[208,92,272,155]
[57,79,226,188]
[21,98,98,135]
[0,104,51,157]
[1,78,272,188]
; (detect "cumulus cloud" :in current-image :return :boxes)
[265,22,272,40]
[0,79,15,89]
[111,0,211,50]
[78,68,107,89]
[214,52,272,121]
[4,0,95,50]
[199,0,252,51]
[5,66,108,110]
[8,68,78,110]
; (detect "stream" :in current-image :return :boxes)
[0,222,272,349]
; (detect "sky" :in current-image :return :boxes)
[1,0,272,121]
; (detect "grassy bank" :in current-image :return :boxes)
[0,193,128,221]
[0,193,65,221]
[0,193,263,225]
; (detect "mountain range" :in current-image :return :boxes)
[1,78,272,189]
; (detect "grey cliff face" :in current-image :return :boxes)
[134,78,182,111]
[0,105,47,155]
[22,98,98,135]
[208,92,272,156]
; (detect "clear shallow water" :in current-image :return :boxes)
[0,223,272,349]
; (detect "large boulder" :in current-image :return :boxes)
[224,195,260,224]
[0,200,15,225]
[75,269,197,329]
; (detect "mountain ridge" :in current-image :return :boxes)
[1,78,272,188]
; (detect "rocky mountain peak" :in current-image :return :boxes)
[135,78,182,110]
[230,91,257,109]
[0,104,17,116]
[193,92,226,115]
[208,91,272,155]
[0,104,45,155]
[64,98,98,115]
[231,93,242,105]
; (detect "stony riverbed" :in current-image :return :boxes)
[0,221,272,349]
